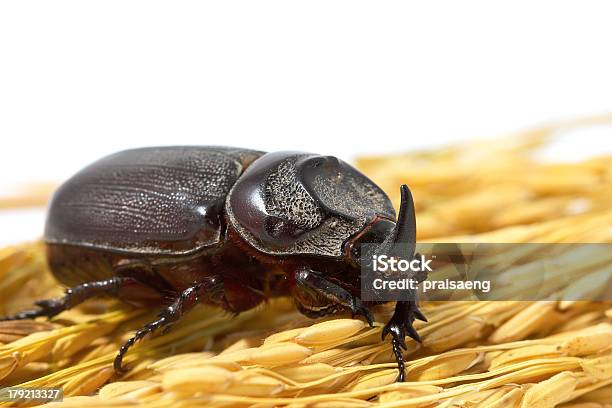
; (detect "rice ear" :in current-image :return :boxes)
[1,117,611,406]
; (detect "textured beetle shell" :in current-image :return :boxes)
[45,146,263,255]
[265,159,325,230]
[226,152,396,258]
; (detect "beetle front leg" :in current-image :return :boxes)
[382,298,427,382]
[113,275,223,374]
[295,268,374,327]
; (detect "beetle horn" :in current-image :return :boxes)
[390,185,416,259]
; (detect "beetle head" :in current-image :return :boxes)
[344,185,416,266]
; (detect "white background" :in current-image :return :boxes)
[1,1,611,244]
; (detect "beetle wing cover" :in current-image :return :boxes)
[45,146,263,255]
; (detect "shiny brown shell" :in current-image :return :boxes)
[44,146,263,255]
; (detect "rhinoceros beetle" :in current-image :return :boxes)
[1,146,426,382]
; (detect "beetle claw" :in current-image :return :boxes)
[383,300,427,381]
[349,297,374,327]
[405,322,421,343]
[0,298,67,321]
[382,303,424,345]
[413,308,428,323]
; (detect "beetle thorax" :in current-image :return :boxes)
[225,151,396,259]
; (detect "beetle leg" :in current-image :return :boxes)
[295,269,374,327]
[113,275,223,374]
[382,299,427,382]
[0,277,139,321]
[295,301,342,319]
